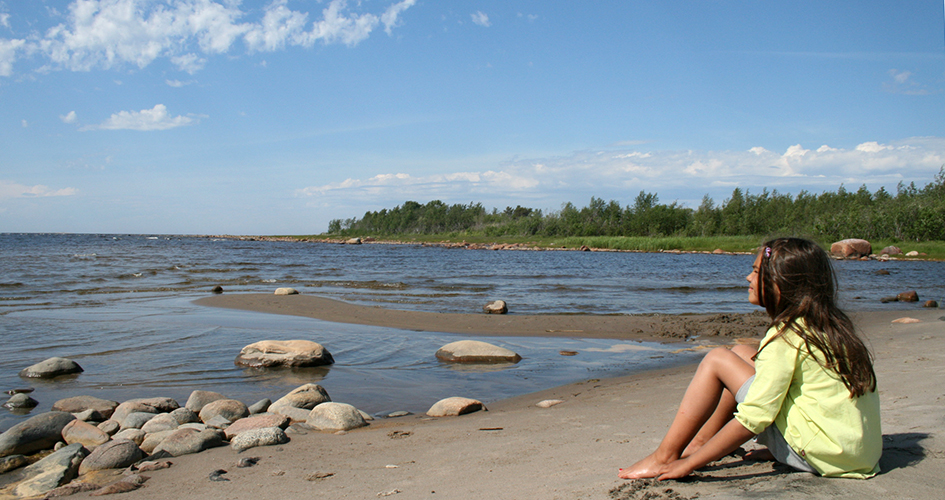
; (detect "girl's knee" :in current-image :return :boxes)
[730,343,757,363]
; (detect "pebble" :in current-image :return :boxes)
[208,469,229,481]
[536,399,564,408]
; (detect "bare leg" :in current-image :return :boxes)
[618,346,755,479]
[681,344,757,458]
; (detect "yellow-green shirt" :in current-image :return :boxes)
[734,322,882,478]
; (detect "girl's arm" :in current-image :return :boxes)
[657,419,756,480]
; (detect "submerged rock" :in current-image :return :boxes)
[435,340,522,364]
[18,357,83,379]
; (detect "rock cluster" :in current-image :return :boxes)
[0,384,396,498]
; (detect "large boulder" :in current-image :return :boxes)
[18,357,83,378]
[78,439,143,475]
[12,443,87,498]
[829,239,872,258]
[306,403,368,432]
[880,246,902,256]
[152,428,224,457]
[427,397,486,417]
[269,384,332,414]
[141,413,180,434]
[199,399,249,424]
[52,395,119,420]
[61,419,110,450]
[235,340,334,368]
[435,340,522,364]
[0,411,76,458]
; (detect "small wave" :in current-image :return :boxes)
[0,282,25,288]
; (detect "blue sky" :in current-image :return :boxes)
[1,1,943,234]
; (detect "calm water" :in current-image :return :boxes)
[1,234,942,430]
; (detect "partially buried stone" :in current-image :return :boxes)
[426,397,485,417]
[235,340,334,368]
[152,428,224,457]
[230,427,289,451]
[307,403,367,432]
[274,287,298,295]
[435,340,522,364]
[18,357,83,379]
[12,443,87,498]
[0,454,28,473]
[78,438,144,474]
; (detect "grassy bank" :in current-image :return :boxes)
[278,233,945,259]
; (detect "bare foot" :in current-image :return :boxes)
[618,453,672,479]
[744,448,775,461]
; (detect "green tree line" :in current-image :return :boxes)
[327,168,945,242]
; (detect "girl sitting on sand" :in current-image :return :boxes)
[619,237,881,480]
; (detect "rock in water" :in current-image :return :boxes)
[274,287,299,295]
[426,397,485,417]
[435,340,522,364]
[3,393,38,409]
[482,300,508,314]
[235,340,334,368]
[829,239,872,258]
[0,411,76,458]
[18,357,83,379]
[52,395,119,420]
[897,290,919,302]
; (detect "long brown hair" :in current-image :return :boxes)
[756,237,876,397]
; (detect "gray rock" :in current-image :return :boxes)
[141,413,180,434]
[61,419,110,450]
[198,399,249,424]
[73,409,102,422]
[235,340,333,368]
[0,411,76,458]
[169,407,200,424]
[110,402,158,426]
[3,393,38,409]
[13,443,87,498]
[97,420,120,436]
[178,423,209,431]
[426,397,486,417]
[78,439,143,474]
[248,398,271,414]
[271,406,312,423]
[205,415,232,429]
[185,390,227,412]
[270,384,331,413]
[435,340,522,364]
[120,412,158,430]
[52,395,119,419]
[18,357,83,379]
[230,427,289,451]
[306,403,368,432]
[0,454,28,474]
[152,428,224,457]
[112,428,146,446]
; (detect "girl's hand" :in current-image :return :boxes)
[657,458,696,480]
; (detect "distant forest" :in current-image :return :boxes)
[327,168,945,242]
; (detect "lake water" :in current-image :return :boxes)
[1,233,941,430]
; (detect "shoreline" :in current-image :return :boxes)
[55,306,945,500]
[194,293,772,343]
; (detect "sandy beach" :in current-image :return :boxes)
[51,297,945,499]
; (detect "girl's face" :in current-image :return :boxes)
[746,252,763,306]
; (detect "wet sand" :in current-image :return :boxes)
[74,298,945,500]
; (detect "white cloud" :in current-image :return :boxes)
[84,104,197,131]
[296,137,945,212]
[165,79,192,87]
[2,0,416,76]
[471,11,491,27]
[883,68,932,95]
[60,110,77,123]
[0,13,9,28]
[20,119,27,128]
[0,180,78,199]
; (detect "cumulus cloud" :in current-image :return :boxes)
[60,111,77,123]
[296,137,945,212]
[0,180,78,199]
[471,11,491,27]
[2,0,417,76]
[83,104,197,131]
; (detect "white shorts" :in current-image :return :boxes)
[736,375,817,474]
